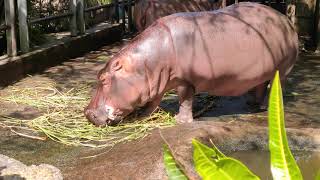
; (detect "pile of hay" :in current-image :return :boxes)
[0,82,175,148]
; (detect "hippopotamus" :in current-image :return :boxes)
[133,0,223,32]
[85,2,298,126]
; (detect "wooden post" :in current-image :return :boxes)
[4,0,17,56]
[70,0,77,36]
[17,0,29,53]
[127,0,133,32]
[114,0,119,23]
[222,0,226,8]
[77,0,85,35]
[314,0,320,49]
[121,0,126,30]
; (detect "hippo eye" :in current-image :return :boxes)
[111,61,122,71]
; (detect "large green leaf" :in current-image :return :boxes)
[268,71,303,180]
[163,145,188,180]
[192,139,218,179]
[192,139,260,180]
[315,169,320,180]
[210,141,226,159]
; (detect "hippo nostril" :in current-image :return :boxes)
[85,109,97,120]
[91,113,97,119]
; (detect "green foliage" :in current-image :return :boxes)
[192,139,218,179]
[26,0,113,46]
[87,0,112,6]
[210,142,226,159]
[163,145,188,180]
[268,71,303,180]
[192,139,260,180]
[27,0,70,32]
[315,169,320,180]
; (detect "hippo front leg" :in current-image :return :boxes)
[141,95,163,116]
[175,84,195,123]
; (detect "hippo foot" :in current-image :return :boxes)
[246,103,260,113]
[259,103,268,111]
[259,95,268,110]
[246,102,267,113]
[175,113,193,124]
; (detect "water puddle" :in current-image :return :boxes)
[229,150,320,180]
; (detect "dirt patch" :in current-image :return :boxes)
[63,121,320,180]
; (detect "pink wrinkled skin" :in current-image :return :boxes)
[85,3,298,126]
[133,0,223,32]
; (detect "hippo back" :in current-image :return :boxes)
[160,2,298,96]
[133,0,222,31]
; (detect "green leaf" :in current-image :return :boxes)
[214,158,261,180]
[268,71,303,180]
[193,139,218,159]
[163,145,188,180]
[210,140,226,159]
[315,169,320,180]
[192,139,260,180]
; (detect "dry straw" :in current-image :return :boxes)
[0,82,175,148]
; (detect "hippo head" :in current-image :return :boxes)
[84,54,149,126]
[85,25,174,126]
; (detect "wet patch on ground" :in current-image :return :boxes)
[229,150,320,180]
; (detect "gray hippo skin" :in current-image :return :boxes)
[85,2,298,126]
[133,0,222,32]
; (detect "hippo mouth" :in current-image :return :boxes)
[84,107,124,127]
[106,117,123,126]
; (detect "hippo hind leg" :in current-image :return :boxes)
[262,74,287,109]
[247,69,289,111]
[247,81,269,111]
[175,83,195,123]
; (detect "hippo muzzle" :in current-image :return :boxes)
[84,106,123,126]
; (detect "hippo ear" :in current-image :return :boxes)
[99,72,112,85]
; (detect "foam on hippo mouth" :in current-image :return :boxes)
[105,105,116,120]
[104,105,125,126]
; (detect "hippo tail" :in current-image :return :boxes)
[284,24,299,78]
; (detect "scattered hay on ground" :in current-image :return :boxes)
[0,82,175,148]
